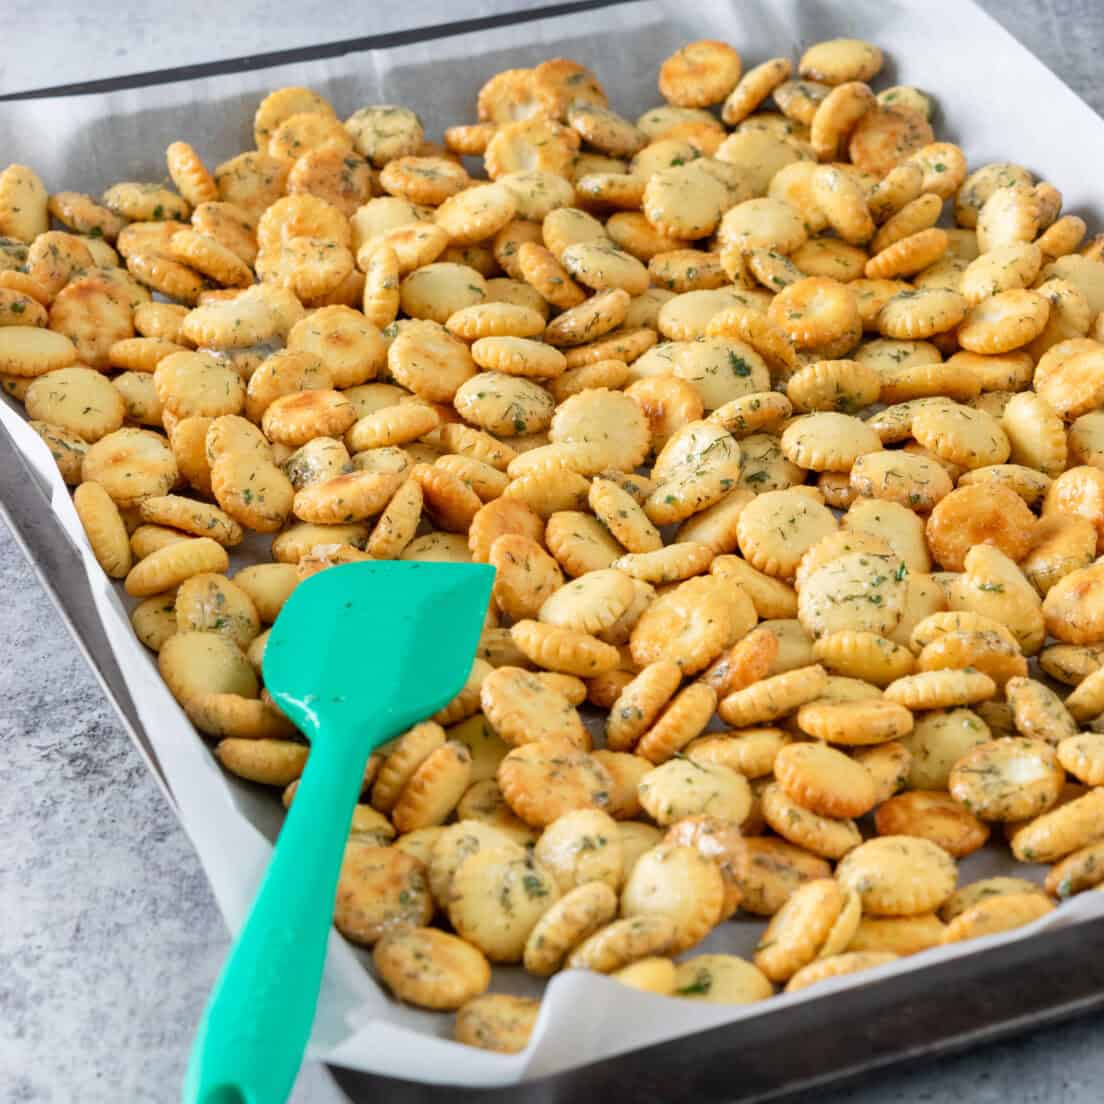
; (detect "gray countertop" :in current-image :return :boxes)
[3,2,1104,1101]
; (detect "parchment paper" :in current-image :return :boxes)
[3,0,1104,1086]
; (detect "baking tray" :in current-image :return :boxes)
[4,1,1104,1098]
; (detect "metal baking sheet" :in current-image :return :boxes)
[5,0,1104,1095]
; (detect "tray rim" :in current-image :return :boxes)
[0,426,175,803]
[324,912,1104,1102]
[0,0,636,101]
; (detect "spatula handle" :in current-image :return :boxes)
[183,726,377,1104]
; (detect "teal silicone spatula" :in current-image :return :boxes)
[183,560,494,1104]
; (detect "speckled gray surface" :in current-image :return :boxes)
[4,3,1104,1102]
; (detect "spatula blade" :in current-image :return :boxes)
[262,561,494,739]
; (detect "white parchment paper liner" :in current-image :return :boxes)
[3,0,1104,1086]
